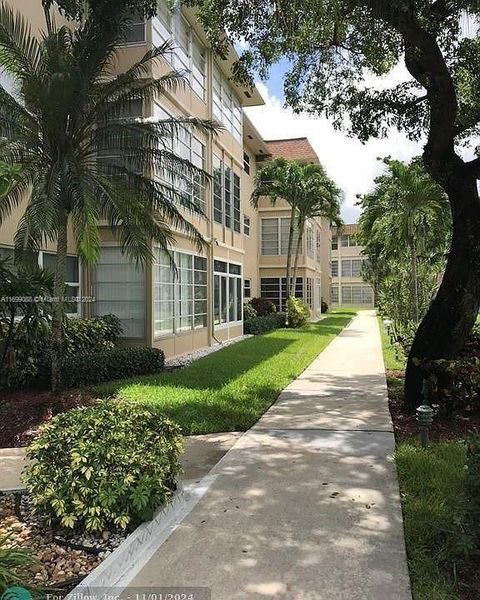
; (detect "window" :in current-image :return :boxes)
[340,234,358,248]
[331,260,338,277]
[341,259,363,277]
[316,231,322,263]
[244,278,251,298]
[214,261,242,326]
[332,236,338,250]
[243,215,251,236]
[153,250,208,336]
[243,152,250,174]
[261,218,301,256]
[306,223,314,258]
[120,12,146,45]
[93,246,145,338]
[331,286,339,304]
[153,3,207,100]
[305,278,313,308]
[213,65,243,141]
[213,155,241,230]
[40,251,80,316]
[260,277,304,312]
[340,285,373,305]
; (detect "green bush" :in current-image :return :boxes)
[243,302,257,320]
[0,536,37,594]
[244,314,284,335]
[59,347,165,388]
[249,297,276,316]
[465,433,480,542]
[23,401,183,532]
[321,299,329,314]
[63,314,123,357]
[287,297,310,328]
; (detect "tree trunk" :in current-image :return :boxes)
[291,223,305,299]
[410,236,419,323]
[50,212,68,393]
[285,207,295,318]
[404,174,480,410]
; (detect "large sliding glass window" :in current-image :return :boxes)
[260,277,304,312]
[154,250,208,337]
[261,218,301,256]
[214,260,242,326]
[93,247,146,338]
[213,65,242,141]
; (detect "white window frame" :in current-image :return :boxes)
[213,64,243,142]
[243,214,251,236]
[213,260,243,329]
[261,217,301,256]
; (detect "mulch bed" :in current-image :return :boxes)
[0,388,96,448]
[386,369,480,442]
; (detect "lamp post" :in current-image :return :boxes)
[416,378,436,448]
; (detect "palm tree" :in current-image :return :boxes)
[0,3,217,391]
[251,158,302,298]
[359,159,450,323]
[290,164,342,293]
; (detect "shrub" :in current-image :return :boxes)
[287,297,310,328]
[60,347,165,388]
[0,536,37,593]
[63,314,123,357]
[243,302,258,321]
[244,314,284,335]
[249,297,276,316]
[465,433,480,542]
[23,401,183,532]
[321,299,329,314]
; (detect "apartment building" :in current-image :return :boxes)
[330,224,375,308]
[0,1,333,357]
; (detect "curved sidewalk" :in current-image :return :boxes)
[128,311,412,600]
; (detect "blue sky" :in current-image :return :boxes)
[245,61,423,223]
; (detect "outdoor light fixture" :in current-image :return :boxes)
[416,379,436,448]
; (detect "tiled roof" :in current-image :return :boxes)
[332,224,358,235]
[264,137,319,163]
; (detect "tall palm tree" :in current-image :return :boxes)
[251,158,302,298]
[0,3,217,391]
[290,164,342,295]
[359,159,450,323]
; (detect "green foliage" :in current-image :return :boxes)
[465,433,480,543]
[0,162,21,198]
[23,401,183,532]
[243,301,258,320]
[244,313,285,335]
[49,0,159,21]
[321,299,329,314]
[287,297,310,328]
[249,297,276,317]
[63,314,123,357]
[358,159,450,347]
[0,260,53,388]
[92,312,356,435]
[0,536,36,594]
[395,442,469,600]
[59,347,165,388]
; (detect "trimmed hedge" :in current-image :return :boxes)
[23,401,183,531]
[244,313,286,335]
[60,347,165,388]
[249,297,276,316]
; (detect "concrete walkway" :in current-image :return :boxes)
[128,311,412,600]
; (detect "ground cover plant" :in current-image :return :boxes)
[92,311,355,434]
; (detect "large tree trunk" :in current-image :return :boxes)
[50,212,68,393]
[410,236,419,323]
[291,224,304,298]
[285,207,295,319]
[404,173,480,410]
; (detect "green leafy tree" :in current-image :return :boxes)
[0,3,216,391]
[252,158,341,298]
[191,0,480,407]
[358,159,450,322]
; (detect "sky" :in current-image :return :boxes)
[244,60,424,224]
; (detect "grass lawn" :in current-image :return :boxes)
[91,310,356,435]
[396,442,467,600]
[377,316,406,370]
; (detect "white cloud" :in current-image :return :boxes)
[245,81,423,223]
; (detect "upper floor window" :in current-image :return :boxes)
[341,234,358,248]
[213,65,242,142]
[261,218,301,256]
[331,260,338,277]
[316,230,321,263]
[243,215,251,236]
[332,236,338,250]
[306,223,315,259]
[243,152,250,174]
[153,2,207,101]
[341,258,363,277]
[213,155,241,232]
[120,11,146,45]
